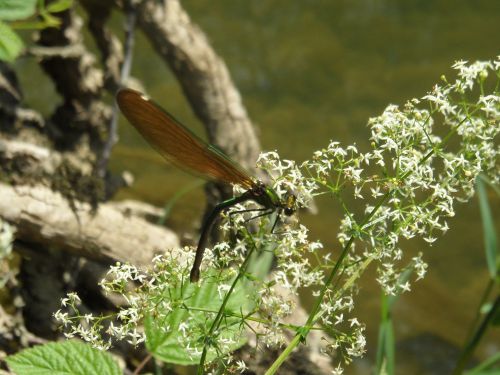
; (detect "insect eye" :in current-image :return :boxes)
[284,207,294,216]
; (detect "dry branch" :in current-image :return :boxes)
[133,0,261,171]
[0,182,179,266]
[0,2,333,371]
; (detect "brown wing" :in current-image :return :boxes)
[116,88,255,190]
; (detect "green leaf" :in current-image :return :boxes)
[0,0,37,21]
[0,21,23,62]
[158,180,204,225]
[39,10,61,27]
[382,321,395,374]
[375,293,395,375]
[476,176,498,278]
[5,341,121,375]
[245,240,275,280]
[464,351,500,374]
[8,20,50,30]
[145,271,250,365]
[46,0,72,13]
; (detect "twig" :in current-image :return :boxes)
[132,352,153,375]
[97,2,137,178]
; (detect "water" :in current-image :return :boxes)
[19,1,499,373]
[113,1,500,373]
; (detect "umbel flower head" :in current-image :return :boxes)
[55,58,499,373]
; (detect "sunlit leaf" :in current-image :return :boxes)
[5,341,121,375]
[46,0,72,14]
[145,271,250,365]
[0,21,23,62]
[0,0,37,21]
[40,10,61,27]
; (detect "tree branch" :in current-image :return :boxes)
[0,182,178,266]
[133,0,261,171]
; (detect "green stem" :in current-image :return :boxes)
[186,305,322,331]
[463,279,495,350]
[158,180,204,225]
[266,113,470,373]
[452,295,500,375]
[265,334,303,374]
[197,231,257,374]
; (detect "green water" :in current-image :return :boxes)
[111,1,500,373]
[18,1,500,373]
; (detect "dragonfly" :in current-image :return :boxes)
[116,88,296,282]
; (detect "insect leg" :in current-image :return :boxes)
[270,211,280,233]
[190,192,255,282]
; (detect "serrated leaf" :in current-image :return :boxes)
[5,341,121,375]
[0,0,37,21]
[145,271,250,365]
[0,21,23,62]
[46,0,72,13]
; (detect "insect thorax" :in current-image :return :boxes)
[250,182,296,216]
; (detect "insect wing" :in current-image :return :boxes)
[116,89,255,189]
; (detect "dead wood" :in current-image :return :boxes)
[0,1,331,372]
[132,0,261,172]
[0,182,178,266]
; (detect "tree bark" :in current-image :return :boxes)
[0,2,333,372]
[0,182,178,266]
[132,0,261,172]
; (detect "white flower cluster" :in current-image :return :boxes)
[54,292,114,350]
[54,247,247,369]
[54,58,498,373]
[256,151,317,207]
[294,59,498,370]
